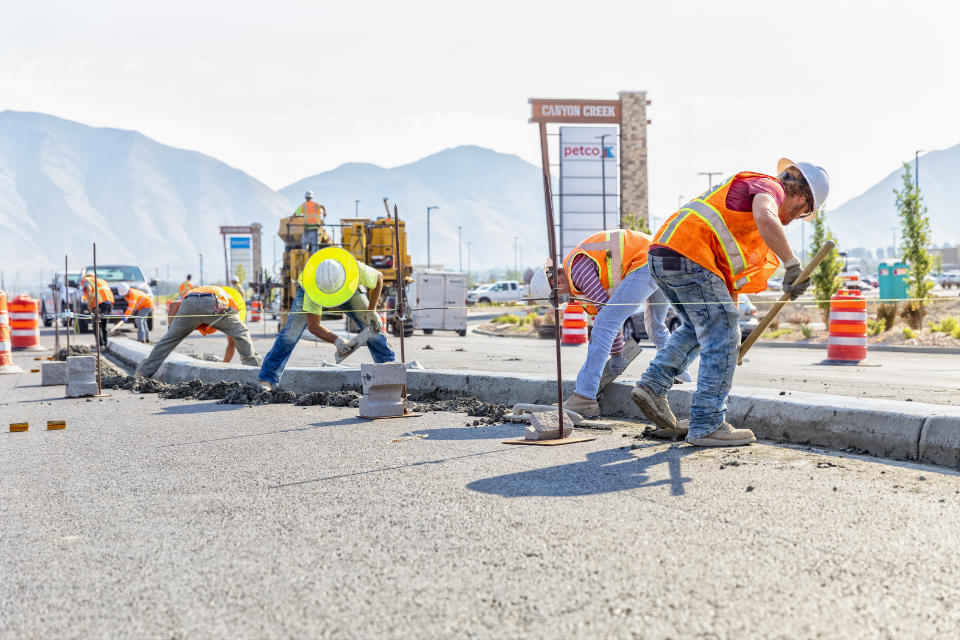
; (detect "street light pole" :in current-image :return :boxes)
[698,171,722,190]
[199,253,204,286]
[514,236,519,277]
[915,150,924,190]
[426,206,439,269]
[458,225,463,272]
[467,241,472,286]
[597,134,611,230]
[355,199,360,216]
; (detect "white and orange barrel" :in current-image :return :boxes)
[826,289,867,363]
[250,300,262,323]
[9,294,44,351]
[0,323,23,373]
[561,301,588,345]
[0,290,8,326]
[840,271,860,289]
[380,311,388,333]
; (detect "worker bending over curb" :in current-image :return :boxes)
[258,247,394,390]
[632,158,829,447]
[81,273,114,347]
[136,285,260,378]
[115,283,154,343]
[530,228,691,419]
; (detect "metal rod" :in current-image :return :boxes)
[64,255,70,356]
[538,121,565,439]
[92,243,102,395]
[223,232,230,285]
[53,261,61,356]
[392,204,408,412]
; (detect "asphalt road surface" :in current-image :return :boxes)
[3,345,960,638]
[77,311,960,406]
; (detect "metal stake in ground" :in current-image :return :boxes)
[738,239,835,364]
[64,255,70,357]
[392,203,411,413]
[53,259,61,357]
[92,243,102,395]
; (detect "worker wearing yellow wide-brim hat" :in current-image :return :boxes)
[257,247,395,389]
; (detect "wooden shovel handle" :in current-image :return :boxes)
[738,240,835,365]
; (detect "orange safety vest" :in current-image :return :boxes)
[654,172,781,295]
[186,285,240,335]
[123,288,154,317]
[297,200,326,226]
[562,229,651,315]
[82,276,114,307]
[178,280,195,298]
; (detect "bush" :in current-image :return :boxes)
[876,303,898,331]
[519,312,539,327]
[930,316,960,334]
[902,327,916,340]
[800,324,813,339]
[492,313,520,325]
[867,318,885,336]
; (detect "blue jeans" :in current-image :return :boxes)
[258,286,395,385]
[638,255,740,439]
[574,266,658,400]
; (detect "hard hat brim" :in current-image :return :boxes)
[224,286,246,323]
[301,247,360,308]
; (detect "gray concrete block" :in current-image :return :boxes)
[66,355,98,397]
[66,382,99,397]
[41,361,67,386]
[524,410,573,440]
[919,416,960,468]
[359,363,406,418]
[66,355,97,374]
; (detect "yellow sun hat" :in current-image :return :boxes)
[301,247,360,308]
[223,286,247,323]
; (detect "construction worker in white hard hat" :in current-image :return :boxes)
[230,275,245,301]
[294,190,326,247]
[108,283,154,343]
[529,228,693,421]
[631,158,829,447]
[136,285,260,379]
[257,247,395,390]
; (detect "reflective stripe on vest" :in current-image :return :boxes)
[563,229,651,314]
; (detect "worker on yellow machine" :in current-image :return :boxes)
[81,273,114,347]
[178,274,195,299]
[257,247,394,390]
[294,190,326,224]
[136,285,260,378]
[631,159,829,447]
[111,283,154,343]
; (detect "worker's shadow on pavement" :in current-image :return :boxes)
[157,402,246,414]
[467,443,694,497]
[409,424,522,441]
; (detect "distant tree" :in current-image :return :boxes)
[894,162,933,329]
[621,210,651,234]
[234,263,246,287]
[808,209,842,322]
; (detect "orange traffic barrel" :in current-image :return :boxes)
[0,290,8,326]
[0,323,24,373]
[561,301,588,345]
[9,294,45,351]
[250,300,262,322]
[824,289,867,364]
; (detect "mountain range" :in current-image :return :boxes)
[1,109,958,288]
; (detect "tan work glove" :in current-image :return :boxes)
[335,336,351,360]
[781,258,810,300]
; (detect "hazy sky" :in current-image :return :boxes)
[3,0,957,229]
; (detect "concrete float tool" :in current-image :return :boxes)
[738,239,835,364]
[335,327,372,364]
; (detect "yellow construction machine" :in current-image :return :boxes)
[275,200,414,336]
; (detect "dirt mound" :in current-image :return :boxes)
[56,345,93,360]
[408,394,507,425]
[295,390,361,407]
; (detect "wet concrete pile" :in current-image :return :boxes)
[407,393,508,425]
[295,391,361,407]
[56,345,94,360]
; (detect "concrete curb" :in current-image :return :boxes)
[750,341,960,355]
[107,337,960,469]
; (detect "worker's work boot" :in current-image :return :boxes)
[560,393,601,419]
[631,384,680,434]
[686,422,756,447]
[257,380,273,391]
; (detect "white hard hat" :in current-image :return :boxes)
[304,190,314,199]
[231,276,240,283]
[529,264,552,302]
[117,283,130,296]
[315,259,346,294]
[778,158,830,221]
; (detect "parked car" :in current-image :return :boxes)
[622,306,681,342]
[466,280,526,305]
[40,272,82,327]
[940,270,960,289]
[738,296,759,342]
[78,264,157,333]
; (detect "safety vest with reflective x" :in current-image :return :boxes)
[653,171,780,295]
[562,229,651,315]
[295,200,326,226]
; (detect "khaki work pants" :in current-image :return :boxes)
[136,294,260,378]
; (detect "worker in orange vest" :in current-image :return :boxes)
[529,229,691,420]
[631,158,829,447]
[136,285,260,378]
[109,283,154,343]
[81,274,115,347]
[295,190,326,247]
[178,275,195,298]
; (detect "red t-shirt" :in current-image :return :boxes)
[724,175,785,211]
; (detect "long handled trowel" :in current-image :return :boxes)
[335,327,372,364]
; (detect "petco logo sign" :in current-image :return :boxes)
[562,144,615,159]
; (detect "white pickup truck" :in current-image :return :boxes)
[466,280,526,305]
